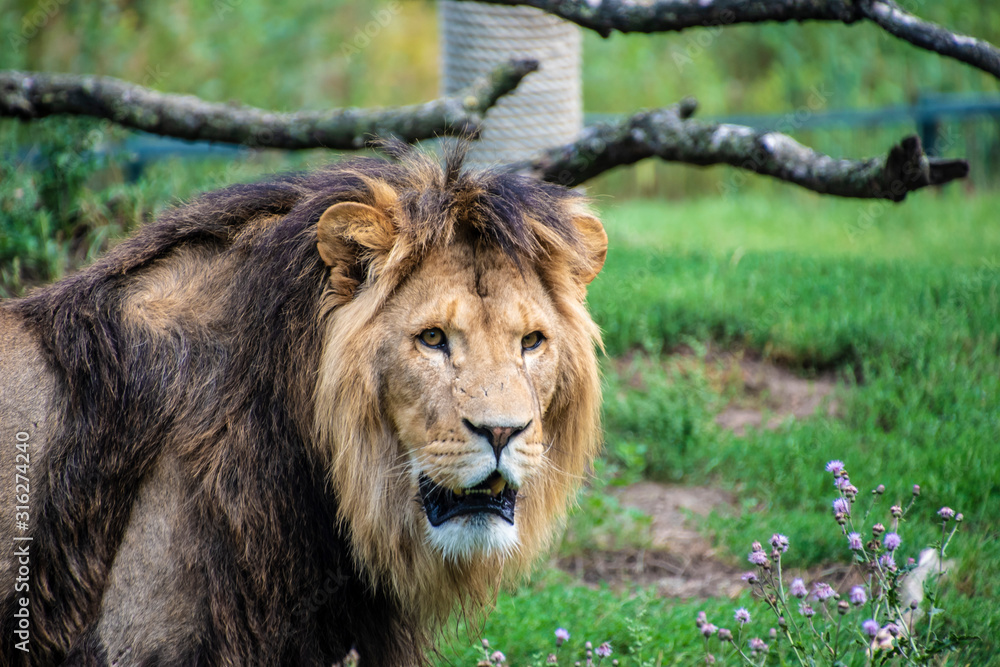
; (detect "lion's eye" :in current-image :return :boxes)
[419,328,448,349]
[521,331,544,351]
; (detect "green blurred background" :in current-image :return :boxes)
[1,0,998,293]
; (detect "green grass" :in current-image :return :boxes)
[437,570,747,666]
[433,190,1000,665]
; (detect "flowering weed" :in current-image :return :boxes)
[695,460,972,665]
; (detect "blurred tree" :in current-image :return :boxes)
[1,0,998,199]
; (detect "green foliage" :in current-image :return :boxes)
[602,354,719,482]
[0,117,325,296]
[437,570,745,666]
[1,117,112,294]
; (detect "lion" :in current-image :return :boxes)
[0,145,606,666]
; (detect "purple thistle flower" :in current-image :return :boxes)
[938,507,956,520]
[890,504,903,518]
[490,650,506,665]
[883,532,901,551]
[847,532,863,550]
[748,637,768,652]
[701,623,718,638]
[734,608,751,625]
[835,476,851,490]
[789,578,808,598]
[879,554,897,571]
[595,642,612,658]
[826,460,845,474]
[798,602,815,618]
[741,571,758,584]
[555,628,569,645]
[812,582,835,601]
[862,619,880,637]
[850,586,867,606]
[748,551,769,566]
[770,534,789,552]
[832,497,851,516]
[718,628,733,642]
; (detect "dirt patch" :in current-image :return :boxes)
[613,346,841,436]
[557,482,859,599]
[558,482,744,598]
[560,349,845,595]
[712,352,839,436]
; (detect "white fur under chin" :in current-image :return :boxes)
[425,514,519,563]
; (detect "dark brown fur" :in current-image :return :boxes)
[0,149,590,666]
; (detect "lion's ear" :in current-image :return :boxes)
[317,202,395,267]
[572,214,607,285]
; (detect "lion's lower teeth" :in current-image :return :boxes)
[453,482,506,498]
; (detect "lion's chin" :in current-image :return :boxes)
[424,514,520,563]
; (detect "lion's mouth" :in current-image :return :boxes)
[419,472,517,527]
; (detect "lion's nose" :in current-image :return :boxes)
[463,419,531,462]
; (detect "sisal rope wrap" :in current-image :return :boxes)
[439,0,582,168]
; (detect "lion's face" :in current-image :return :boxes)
[379,241,561,560]
[312,169,606,618]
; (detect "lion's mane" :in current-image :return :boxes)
[0,147,602,666]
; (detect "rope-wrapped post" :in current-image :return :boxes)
[440,0,582,167]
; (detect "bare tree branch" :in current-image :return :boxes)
[0,60,539,149]
[521,99,968,200]
[859,1,1000,80]
[458,0,1000,80]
